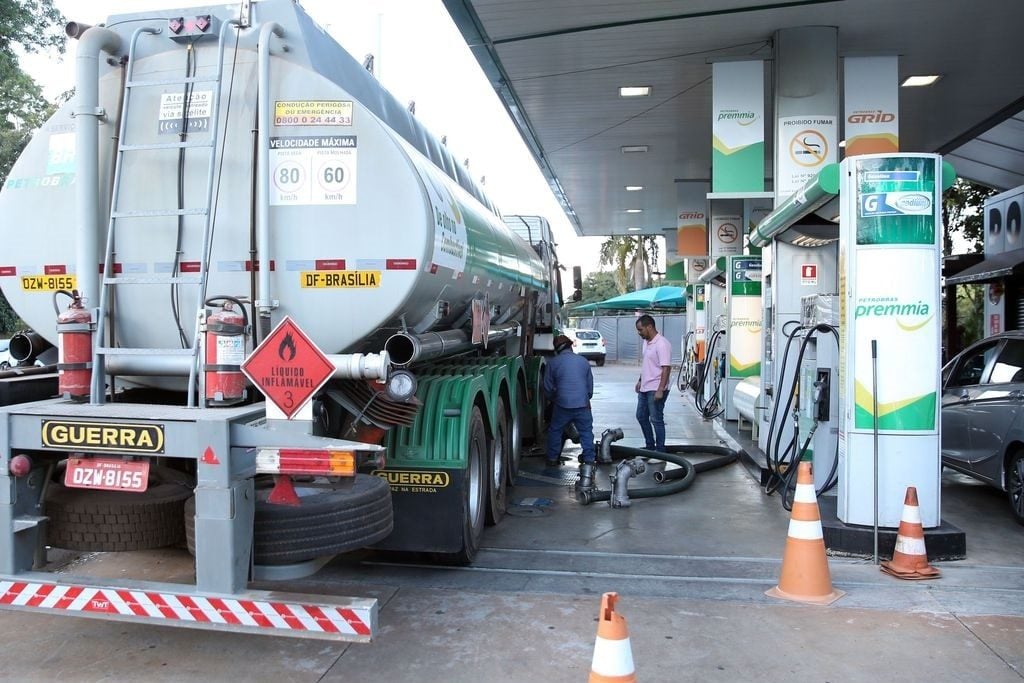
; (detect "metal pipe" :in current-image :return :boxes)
[10,332,54,364]
[72,25,122,316]
[255,21,284,325]
[65,22,94,39]
[329,352,390,380]
[385,321,520,367]
[598,427,624,464]
[107,355,194,376]
[748,164,840,248]
[698,256,726,284]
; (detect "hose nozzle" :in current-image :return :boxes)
[609,458,646,508]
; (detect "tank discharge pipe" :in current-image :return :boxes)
[70,23,123,312]
[328,352,390,380]
[10,332,55,366]
[255,21,284,331]
[385,321,520,367]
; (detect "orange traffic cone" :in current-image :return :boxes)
[880,486,941,580]
[766,461,844,605]
[589,592,636,683]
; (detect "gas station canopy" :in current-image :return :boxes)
[442,0,1024,238]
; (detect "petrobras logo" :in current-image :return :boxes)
[847,110,896,124]
[854,297,933,331]
[717,109,758,125]
[894,193,932,212]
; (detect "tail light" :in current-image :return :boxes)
[256,446,385,476]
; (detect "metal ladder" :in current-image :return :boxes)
[92,24,235,406]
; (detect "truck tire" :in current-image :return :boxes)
[436,405,487,564]
[508,383,523,484]
[486,396,510,525]
[184,474,394,564]
[45,467,192,552]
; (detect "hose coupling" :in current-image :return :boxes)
[598,427,624,463]
[575,462,597,500]
[609,458,646,508]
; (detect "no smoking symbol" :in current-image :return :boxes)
[717,223,738,243]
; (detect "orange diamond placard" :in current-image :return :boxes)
[241,316,335,419]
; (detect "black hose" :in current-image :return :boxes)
[577,443,738,505]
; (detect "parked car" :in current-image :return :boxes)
[565,328,606,366]
[941,331,1024,524]
[0,339,10,370]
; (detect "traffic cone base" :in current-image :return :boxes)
[589,593,636,683]
[880,486,941,581]
[767,462,844,605]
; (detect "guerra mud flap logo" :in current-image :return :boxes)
[373,469,451,494]
[41,421,165,453]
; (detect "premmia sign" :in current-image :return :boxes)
[854,298,931,319]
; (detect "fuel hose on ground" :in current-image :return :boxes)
[577,443,737,505]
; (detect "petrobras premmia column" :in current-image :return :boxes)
[724,255,762,420]
[838,153,947,528]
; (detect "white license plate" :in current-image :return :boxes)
[64,457,150,492]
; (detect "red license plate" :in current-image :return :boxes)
[64,457,150,492]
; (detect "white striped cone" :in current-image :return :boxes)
[589,592,636,683]
[881,486,940,579]
[766,461,844,605]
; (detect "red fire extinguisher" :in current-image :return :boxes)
[57,290,93,401]
[204,298,248,406]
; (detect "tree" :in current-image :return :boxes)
[579,271,619,305]
[942,178,997,256]
[598,235,660,293]
[0,0,65,334]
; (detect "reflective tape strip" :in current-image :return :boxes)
[901,504,922,524]
[894,535,927,556]
[787,518,823,540]
[793,483,817,504]
[591,636,636,677]
[256,450,281,473]
[0,581,372,637]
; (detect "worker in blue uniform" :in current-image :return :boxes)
[543,334,596,468]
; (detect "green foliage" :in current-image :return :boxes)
[0,0,65,334]
[579,271,621,304]
[942,178,997,256]
[954,284,983,348]
[597,235,660,293]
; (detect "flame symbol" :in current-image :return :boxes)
[278,333,297,361]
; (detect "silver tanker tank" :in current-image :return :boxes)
[0,0,548,389]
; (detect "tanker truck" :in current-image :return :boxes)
[0,0,567,640]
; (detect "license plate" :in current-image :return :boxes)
[64,457,150,492]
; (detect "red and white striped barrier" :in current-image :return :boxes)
[0,580,375,641]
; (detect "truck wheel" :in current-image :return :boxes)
[184,474,394,564]
[508,387,523,484]
[1008,450,1024,525]
[487,396,510,525]
[437,405,487,564]
[45,467,192,551]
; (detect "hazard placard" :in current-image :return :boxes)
[241,317,335,419]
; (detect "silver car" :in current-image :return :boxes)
[941,331,1024,524]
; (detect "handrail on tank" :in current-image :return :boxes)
[256,21,285,333]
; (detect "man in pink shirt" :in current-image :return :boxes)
[635,314,672,452]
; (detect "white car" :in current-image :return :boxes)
[567,328,606,366]
[0,339,11,370]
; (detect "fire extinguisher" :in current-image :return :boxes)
[204,297,249,406]
[57,290,93,401]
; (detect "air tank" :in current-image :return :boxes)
[0,1,547,388]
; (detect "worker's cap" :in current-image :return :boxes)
[553,335,573,352]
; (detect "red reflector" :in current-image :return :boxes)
[315,259,346,270]
[278,449,355,476]
[44,264,67,275]
[386,259,417,270]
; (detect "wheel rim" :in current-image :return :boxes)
[1011,457,1024,517]
[468,416,485,532]
[494,413,507,493]
[509,401,522,476]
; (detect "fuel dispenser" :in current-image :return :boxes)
[797,295,840,492]
[696,259,728,418]
[723,255,762,421]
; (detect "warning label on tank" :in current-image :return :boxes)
[158,90,213,134]
[270,136,357,206]
[274,100,353,126]
[300,270,381,288]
